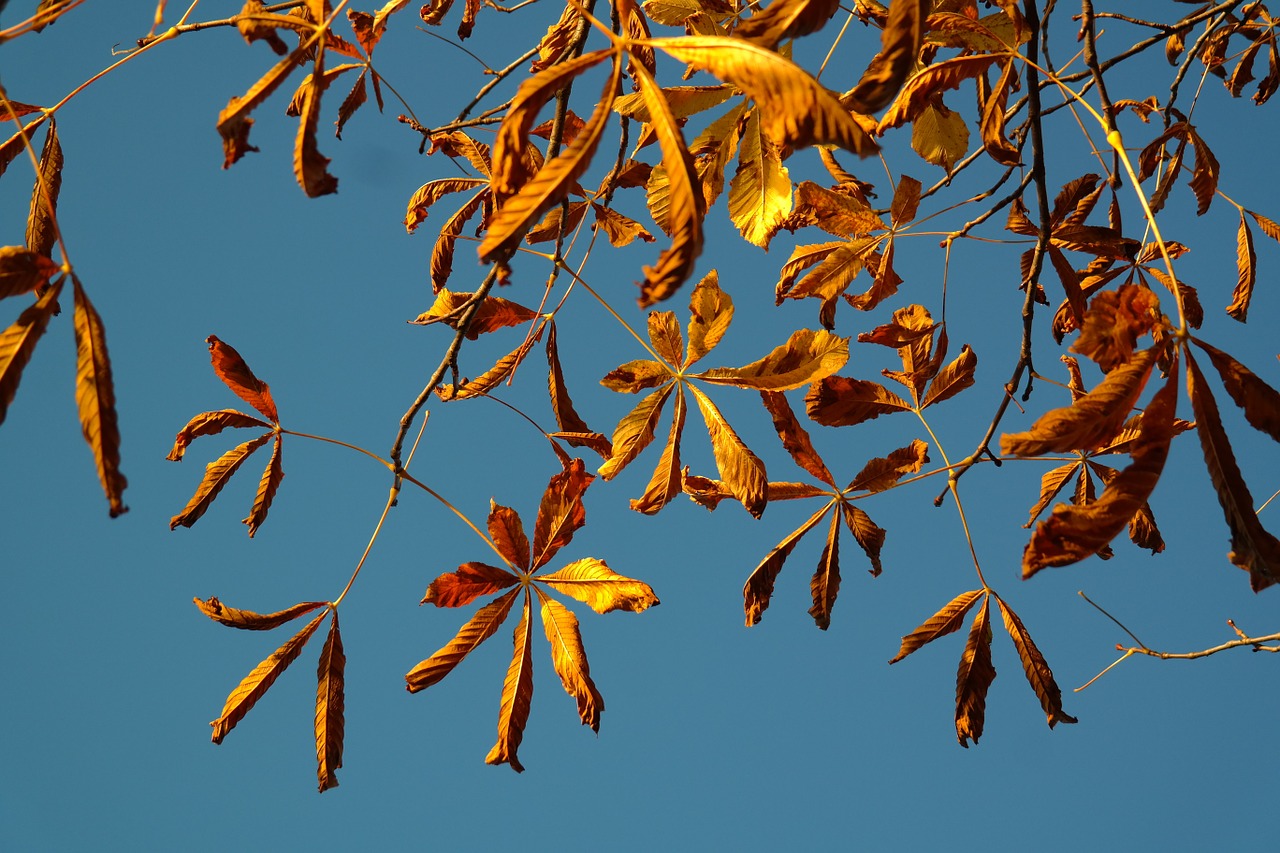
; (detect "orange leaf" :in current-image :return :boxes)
[1001,346,1159,457]
[743,504,828,626]
[889,589,984,664]
[980,59,1021,166]
[71,279,127,517]
[685,270,733,368]
[695,328,849,391]
[805,376,912,426]
[920,344,976,408]
[843,0,925,113]
[631,387,686,515]
[206,336,280,423]
[314,611,345,792]
[0,246,60,300]
[1069,284,1161,371]
[1192,338,1280,442]
[216,45,310,168]
[242,433,283,537]
[404,177,489,234]
[846,439,929,494]
[994,595,1076,729]
[808,510,842,630]
[735,0,840,48]
[430,190,488,293]
[1186,349,1280,591]
[485,592,534,772]
[422,562,519,607]
[841,503,885,575]
[211,609,328,744]
[439,319,546,399]
[167,410,272,462]
[1228,208,1256,322]
[546,321,598,441]
[536,558,660,613]
[170,432,273,530]
[600,359,672,394]
[25,120,63,259]
[591,202,655,247]
[409,288,539,338]
[488,500,530,571]
[0,279,63,426]
[689,384,767,518]
[1022,462,1079,526]
[532,458,594,569]
[761,390,834,486]
[599,384,672,480]
[538,592,604,732]
[648,310,685,368]
[878,55,1000,133]
[194,596,328,630]
[406,589,520,692]
[955,596,995,748]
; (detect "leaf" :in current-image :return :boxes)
[920,344,976,408]
[734,0,840,47]
[0,279,63,426]
[843,0,925,113]
[167,410,271,462]
[194,596,328,630]
[689,384,768,518]
[537,558,660,613]
[440,320,546,399]
[488,500,530,571]
[485,593,534,772]
[955,596,996,748]
[422,562,520,607]
[169,432,273,530]
[599,384,672,480]
[696,328,848,391]
[841,503,885,575]
[760,390,834,486]
[210,609,328,744]
[431,190,487,292]
[743,505,828,626]
[846,439,929,494]
[409,289,538,338]
[1023,462,1079,526]
[685,270,733,368]
[994,595,1076,728]
[879,55,1000,133]
[242,434,283,537]
[546,321,596,439]
[600,359,672,394]
[1069,284,1161,371]
[1001,346,1159,457]
[533,458,594,568]
[1192,338,1280,443]
[911,97,969,171]
[205,335,280,423]
[1186,349,1280,591]
[889,589,983,664]
[631,387,686,515]
[808,511,842,630]
[1229,208,1256,322]
[216,44,310,168]
[789,181,886,238]
[72,279,127,517]
[0,246,60,300]
[334,68,368,140]
[1023,367,1178,577]
[805,376,912,427]
[405,589,520,691]
[648,36,879,155]
[314,611,345,792]
[25,120,63,258]
[727,109,792,248]
[647,311,685,368]
[592,203,655,247]
[539,594,604,732]
[404,177,489,235]
[980,59,1021,166]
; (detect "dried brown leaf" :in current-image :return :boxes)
[696,328,848,392]
[743,505,828,626]
[846,439,929,494]
[955,596,995,748]
[689,384,768,518]
[631,387,686,515]
[206,335,279,423]
[921,344,976,408]
[242,433,283,537]
[422,562,520,607]
[194,596,328,630]
[805,376,912,426]
[889,588,983,664]
[314,611,345,792]
[170,432,273,530]
[808,511,842,630]
[406,589,519,691]
[0,279,62,426]
[539,593,604,732]
[1192,338,1280,443]
[761,390,834,486]
[25,120,63,258]
[1229,208,1256,322]
[439,320,546,399]
[0,246,60,301]
[995,595,1076,728]
[486,593,534,772]
[167,410,271,462]
[71,279,127,516]
[599,384,672,480]
[843,0,925,114]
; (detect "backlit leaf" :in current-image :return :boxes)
[743,504,828,626]
[760,390,834,486]
[488,500,530,571]
[486,593,534,772]
[1069,284,1161,371]
[806,376,912,426]
[599,384,672,479]
[843,0,925,113]
[600,359,672,394]
[995,595,1076,729]
[889,588,983,664]
[689,384,768,518]
[841,503,885,575]
[727,109,792,249]
[533,458,594,569]
[430,190,487,293]
[409,289,539,338]
[538,593,604,732]
[911,97,969,171]
[0,279,62,426]
[314,611,345,792]
[696,328,848,391]
[0,246,60,300]
[1228,208,1256,322]
[846,439,929,494]
[735,0,840,47]
[167,410,271,462]
[216,45,310,168]
[808,511,842,630]
[648,311,685,368]
[1192,338,1280,443]
[242,434,283,537]
[404,177,488,234]
[206,335,280,423]
[405,589,520,691]
[439,320,546,399]
[955,596,995,748]
[546,321,597,440]
[211,609,328,744]
[631,387,686,515]
[71,279,127,517]
[537,558,660,613]
[685,270,733,368]
[879,55,1000,133]
[170,433,273,530]
[422,562,520,608]
[194,596,328,630]
[920,344,976,409]
[1023,462,1079,526]
[25,120,63,258]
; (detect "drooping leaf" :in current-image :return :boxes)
[409,288,539,338]
[242,433,283,537]
[546,322,602,449]
[805,376,912,426]
[696,328,848,392]
[439,320,546,399]
[727,109,792,248]
[879,55,1000,133]
[600,359,672,394]
[1228,208,1256,322]
[685,270,733,368]
[1186,350,1280,591]
[920,344,976,408]
[216,44,311,168]
[808,511,842,630]
[889,589,984,664]
[71,278,127,517]
[485,592,534,772]
[488,500,531,571]
[166,410,271,462]
[743,504,828,626]
[314,611,345,792]
[995,595,1077,728]
[422,562,520,608]
[841,503,885,575]
[431,190,488,293]
[592,203,655,247]
[955,596,995,748]
[194,596,328,630]
[843,0,925,114]
[760,390,834,486]
[205,335,280,423]
[846,439,929,494]
[631,387,686,515]
[1070,284,1161,371]
[689,384,768,517]
[599,384,672,479]
[1023,462,1079,526]
[0,279,63,426]
[211,609,328,744]
[1192,338,1280,443]
[405,589,520,691]
[532,458,594,568]
[25,119,63,258]
[538,593,604,732]
[404,177,489,234]
[170,432,273,530]
[536,558,660,613]
[735,0,840,48]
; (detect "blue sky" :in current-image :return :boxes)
[3,2,1279,850]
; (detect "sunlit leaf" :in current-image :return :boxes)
[167,410,271,462]
[206,335,280,423]
[422,562,520,608]
[538,593,604,732]
[631,387,686,515]
[760,390,834,486]
[314,611,345,792]
[71,279,127,517]
[599,384,672,479]
[685,270,733,368]
[744,504,828,626]
[0,279,63,426]
[406,589,520,691]
[533,458,593,568]
[25,120,63,258]
[727,109,792,249]
[841,503,885,575]
[410,288,539,338]
[440,320,546,399]
[843,0,925,113]
[170,433,273,530]
[217,44,311,167]
[537,558,660,613]
[484,591,534,772]
[1229,208,1256,322]
[735,0,840,47]
[879,55,1000,133]
[920,344,976,408]
[488,500,530,571]
[404,177,489,235]
[806,375,912,426]
[0,246,60,300]
[911,97,969,171]
[242,433,283,537]
[994,595,1076,728]
[1192,338,1280,443]
[889,588,983,664]
[1070,284,1161,371]
[194,596,328,630]
[688,384,767,517]
[808,511,842,630]
[846,439,929,494]
[696,328,848,391]
[1023,462,1079,526]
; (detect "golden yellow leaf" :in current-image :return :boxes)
[430,190,487,293]
[761,390,834,486]
[25,120,63,258]
[406,589,520,691]
[878,55,1000,133]
[409,288,539,338]
[911,97,969,171]
[0,246,60,301]
[404,177,489,234]
[994,595,1077,729]
[921,344,976,408]
[980,59,1021,166]
[743,504,828,626]
[591,203,655,247]
[691,101,746,210]
[194,596,328,630]
[955,595,995,748]
[808,510,842,630]
[488,500,531,571]
[889,174,922,226]
[648,310,685,368]
[532,458,593,569]
[889,589,984,664]
[243,434,283,537]
[1001,346,1159,457]
[791,181,887,238]
[485,592,534,772]
[613,84,735,122]
[170,432,273,530]
[843,0,925,113]
[538,592,604,731]
[314,611,345,792]
[696,328,848,391]
[0,279,62,426]
[599,384,672,479]
[727,109,792,249]
[69,279,127,517]
[1229,208,1256,322]
[167,410,271,462]
[689,384,768,517]
[685,270,733,368]
[536,557,660,613]
[648,36,879,156]
[439,319,546,399]
[211,609,328,744]
[631,386,686,515]
[206,335,280,423]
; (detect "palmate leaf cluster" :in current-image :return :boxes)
[2,0,1280,789]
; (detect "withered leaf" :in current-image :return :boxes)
[406,589,520,691]
[1192,338,1280,442]
[994,595,1076,729]
[889,588,984,664]
[211,609,328,744]
[920,344,976,409]
[314,611,345,792]
[486,592,534,772]
[409,289,538,338]
[194,596,328,630]
[422,562,520,608]
[744,504,828,626]
[0,246,60,301]
[404,177,488,234]
[430,190,487,293]
[727,109,792,249]
[538,593,604,732]
[439,320,546,399]
[532,458,593,569]
[547,321,596,438]
[761,390,834,486]
[808,511,842,630]
[806,376,912,427]
[631,387,686,515]
[206,335,279,423]
[734,0,840,48]
[841,503,885,575]
[488,500,531,571]
[843,0,925,114]
[243,434,283,537]
[955,596,995,748]
[25,120,63,258]
[170,432,274,530]
[1023,462,1079,527]
[167,410,271,462]
[72,278,127,517]
[879,55,1000,133]
[846,439,929,494]
[686,270,733,369]
[536,558,660,613]
[1070,284,1161,371]
[696,329,848,392]
[1229,208,1256,322]
[689,384,768,517]
[216,44,311,168]
[599,384,672,479]
[0,279,63,426]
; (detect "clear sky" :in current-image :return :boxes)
[3,2,1279,850]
